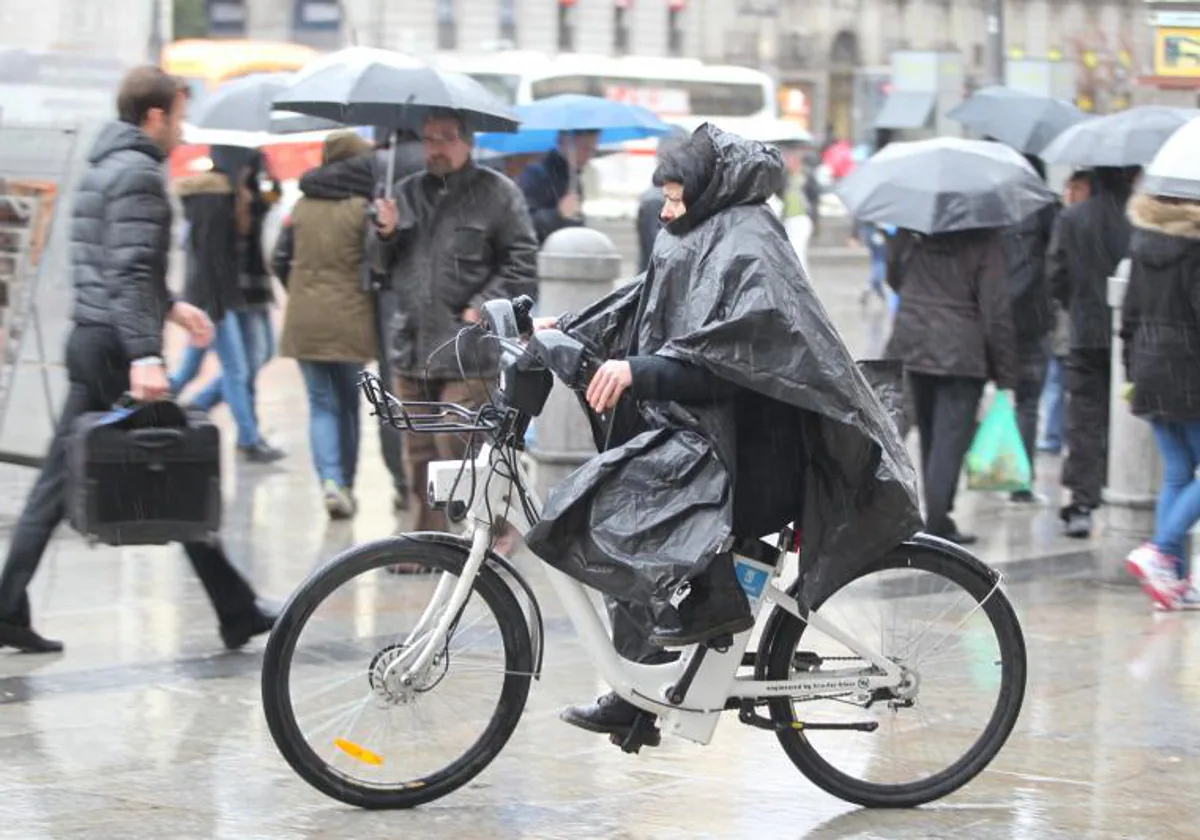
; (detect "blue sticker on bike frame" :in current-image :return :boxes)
[734,560,769,601]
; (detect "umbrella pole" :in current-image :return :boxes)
[385,128,397,200]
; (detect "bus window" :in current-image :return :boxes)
[465,72,521,105]
[529,75,766,118]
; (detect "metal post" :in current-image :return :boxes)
[528,227,622,500]
[986,0,1006,86]
[1101,260,1161,582]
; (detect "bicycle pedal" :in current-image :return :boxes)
[609,714,662,754]
[706,633,733,652]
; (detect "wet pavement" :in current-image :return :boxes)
[0,254,1187,838]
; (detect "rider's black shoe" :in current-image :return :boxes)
[648,554,754,648]
[559,692,662,747]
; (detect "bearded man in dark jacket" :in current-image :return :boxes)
[0,66,277,653]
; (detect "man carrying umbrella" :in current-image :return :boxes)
[369,110,538,535]
[519,130,599,244]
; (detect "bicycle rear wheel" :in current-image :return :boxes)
[261,536,534,809]
[762,541,1026,808]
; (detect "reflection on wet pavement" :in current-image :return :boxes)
[1,257,1195,837]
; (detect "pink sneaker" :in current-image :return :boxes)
[1126,544,1184,610]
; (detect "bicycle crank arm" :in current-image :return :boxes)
[736,702,879,734]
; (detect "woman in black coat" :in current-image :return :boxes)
[1120,190,1200,610]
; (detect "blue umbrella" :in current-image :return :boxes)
[474,94,673,155]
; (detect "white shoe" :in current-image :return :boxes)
[1177,580,1200,611]
[1125,544,1183,611]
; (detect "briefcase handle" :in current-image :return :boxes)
[128,428,185,449]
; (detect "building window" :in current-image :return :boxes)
[437,0,457,51]
[557,1,576,53]
[668,0,686,57]
[614,2,631,56]
[499,0,518,46]
[206,0,247,36]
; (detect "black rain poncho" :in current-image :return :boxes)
[524,125,922,648]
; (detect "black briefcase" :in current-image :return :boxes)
[67,400,222,546]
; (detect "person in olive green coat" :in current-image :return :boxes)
[274,131,377,519]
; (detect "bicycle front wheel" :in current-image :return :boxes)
[762,541,1027,808]
[261,536,534,809]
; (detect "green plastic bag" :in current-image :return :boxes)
[965,391,1032,492]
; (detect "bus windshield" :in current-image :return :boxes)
[466,73,521,106]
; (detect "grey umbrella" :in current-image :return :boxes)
[187,71,343,135]
[1040,105,1200,167]
[836,137,1057,235]
[271,46,519,133]
[946,86,1086,155]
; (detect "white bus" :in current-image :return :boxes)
[434,51,779,211]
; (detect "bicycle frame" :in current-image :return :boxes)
[385,443,906,747]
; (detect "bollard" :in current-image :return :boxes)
[528,227,623,499]
[1101,259,1162,580]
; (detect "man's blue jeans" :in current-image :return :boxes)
[1151,420,1200,574]
[169,311,263,448]
[189,309,274,417]
[298,361,362,489]
[1039,356,1065,452]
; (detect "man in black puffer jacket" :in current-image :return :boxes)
[0,66,277,654]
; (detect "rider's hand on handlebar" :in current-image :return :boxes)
[587,360,632,413]
[532,316,559,333]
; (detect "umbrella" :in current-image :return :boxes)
[271,46,519,133]
[187,71,341,135]
[474,94,675,155]
[946,85,1086,155]
[1141,116,1200,200]
[1040,105,1200,167]
[836,137,1057,234]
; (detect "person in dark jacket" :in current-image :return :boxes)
[518,130,599,244]
[886,227,1019,544]
[1000,154,1061,503]
[1048,165,1137,537]
[0,66,277,653]
[168,149,284,463]
[635,129,689,273]
[182,148,282,426]
[273,132,379,519]
[370,110,538,534]
[1121,190,1200,610]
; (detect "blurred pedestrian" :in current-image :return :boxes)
[181,149,282,427]
[1120,189,1200,610]
[0,66,276,653]
[1048,166,1137,538]
[519,129,599,245]
[636,129,688,274]
[169,147,284,464]
[1039,170,1093,455]
[273,131,379,519]
[1000,154,1061,503]
[369,110,538,541]
[886,227,1019,545]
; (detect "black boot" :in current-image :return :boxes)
[1061,504,1093,539]
[220,601,280,651]
[0,620,63,653]
[559,692,661,747]
[648,555,755,648]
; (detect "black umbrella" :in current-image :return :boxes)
[271,46,519,133]
[836,137,1056,235]
[1040,105,1200,167]
[946,86,1086,155]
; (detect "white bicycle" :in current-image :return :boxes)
[261,298,1027,811]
